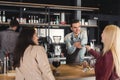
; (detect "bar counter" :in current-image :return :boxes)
[0,64,95,80]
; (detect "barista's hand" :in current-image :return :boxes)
[73,42,82,48]
[85,45,91,51]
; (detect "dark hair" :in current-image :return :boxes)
[13,27,36,68]
[70,19,80,27]
[9,19,19,27]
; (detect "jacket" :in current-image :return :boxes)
[15,45,55,80]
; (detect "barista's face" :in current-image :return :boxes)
[32,32,39,45]
[71,22,81,36]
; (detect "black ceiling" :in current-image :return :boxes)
[82,0,120,15]
[2,0,120,15]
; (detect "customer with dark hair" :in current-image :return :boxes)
[9,19,19,27]
[13,27,55,80]
[64,19,88,64]
[0,19,19,61]
[86,25,120,80]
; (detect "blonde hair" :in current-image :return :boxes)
[102,25,120,76]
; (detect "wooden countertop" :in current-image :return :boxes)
[0,64,95,80]
[52,64,95,80]
[0,73,15,80]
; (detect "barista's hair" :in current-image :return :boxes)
[70,19,80,27]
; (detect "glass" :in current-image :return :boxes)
[53,36,61,44]
[82,60,90,72]
[52,57,61,76]
[89,58,96,68]
[90,39,96,50]
[82,56,96,72]
[90,39,101,53]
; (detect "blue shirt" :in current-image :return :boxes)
[64,29,88,63]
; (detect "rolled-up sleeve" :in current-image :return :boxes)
[80,30,88,46]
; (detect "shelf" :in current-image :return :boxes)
[0,22,69,27]
[0,22,97,28]
[82,25,97,27]
[0,1,98,28]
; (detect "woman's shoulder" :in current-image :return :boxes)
[32,45,44,50]
[33,45,46,52]
[27,45,44,51]
[29,45,46,57]
[105,50,112,57]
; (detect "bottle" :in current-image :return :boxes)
[0,59,2,74]
[0,60,4,74]
[36,16,39,23]
[56,16,59,25]
[60,12,66,24]
[28,15,31,23]
[6,55,9,72]
[33,16,36,23]
[6,52,12,71]
[2,11,6,22]
[0,11,1,22]
[3,57,7,74]
[31,16,33,23]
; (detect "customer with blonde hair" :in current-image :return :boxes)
[86,25,120,80]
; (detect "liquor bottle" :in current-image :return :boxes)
[3,57,7,74]
[60,12,66,24]
[36,16,39,23]
[31,16,33,23]
[0,59,2,74]
[0,11,1,22]
[6,52,12,71]
[2,11,6,22]
[56,16,59,25]
[28,15,31,23]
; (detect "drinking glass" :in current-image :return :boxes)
[89,58,96,68]
[52,57,61,76]
[53,36,61,44]
[82,60,90,72]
